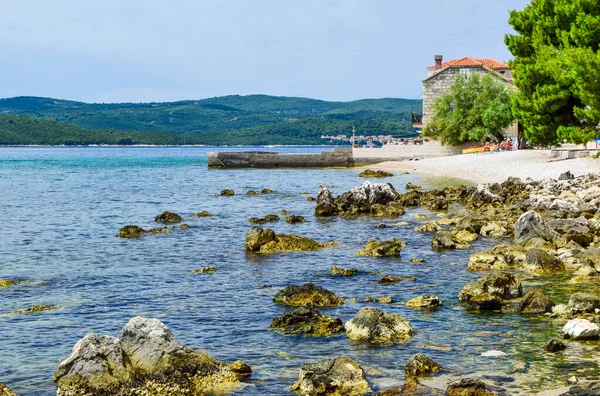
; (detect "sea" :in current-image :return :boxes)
[0,146,596,395]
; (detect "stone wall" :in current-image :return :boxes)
[207,148,354,168]
[352,140,465,160]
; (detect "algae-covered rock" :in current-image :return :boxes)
[518,289,555,314]
[331,266,358,276]
[259,234,333,254]
[410,258,426,263]
[544,338,566,352]
[523,249,566,274]
[446,378,493,396]
[189,266,215,274]
[285,215,306,224]
[11,305,61,315]
[264,214,280,222]
[0,279,15,288]
[415,213,428,221]
[290,356,370,395]
[345,307,414,344]
[368,202,406,218]
[458,272,523,303]
[414,220,441,233]
[191,210,213,217]
[356,238,406,257]
[465,293,504,310]
[260,188,275,194]
[480,221,508,237]
[359,169,393,178]
[315,188,338,217]
[247,190,257,195]
[54,317,246,395]
[270,307,344,336]
[229,360,252,378]
[119,225,146,238]
[406,294,442,309]
[273,283,343,307]
[431,231,470,250]
[154,211,183,223]
[220,189,235,196]
[452,228,479,244]
[467,243,526,271]
[405,182,422,190]
[244,226,276,251]
[0,382,16,396]
[378,275,416,284]
[404,354,443,377]
[568,293,600,314]
[249,217,267,224]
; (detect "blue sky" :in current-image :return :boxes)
[0,0,530,103]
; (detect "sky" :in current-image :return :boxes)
[0,0,531,103]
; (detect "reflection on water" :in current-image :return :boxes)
[0,146,593,395]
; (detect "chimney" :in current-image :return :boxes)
[434,55,443,70]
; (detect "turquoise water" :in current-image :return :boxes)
[0,147,594,395]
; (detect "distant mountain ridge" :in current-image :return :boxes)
[0,95,420,145]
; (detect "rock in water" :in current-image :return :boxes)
[315,188,338,217]
[523,249,565,274]
[544,338,566,352]
[119,225,146,238]
[258,234,332,254]
[378,275,416,284]
[518,289,555,314]
[285,215,306,224]
[0,279,15,288]
[273,283,343,307]
[404,354,443,377]
[446,378,493,396]
[331,266,358,276]
[359,169,393,178]
[154,211,182,223]
[220,189,235,196]
[290,356,370,395]
[458,272,523,303]
[54,317,247,395]
[345,307,413,344]
[563,318,600,340]
[270,307,344,336]
[191,210,213,217]
[431,231,470,250]
[0,382,16,396]
[356,238,406,257]
[244,226,276,251]
[406,294,442,309]
[568,293,600,314]
[513,210,558,245]
[467,243,527,271]
[338,181,398,211]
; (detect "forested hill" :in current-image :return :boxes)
[0,95,419,145]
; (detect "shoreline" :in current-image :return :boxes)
[367,150,600,184]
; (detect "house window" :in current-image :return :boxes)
[460,68,472,75]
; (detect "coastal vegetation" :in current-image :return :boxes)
[0,95,417,145]
[505,0,600,146]
[423,74,515,145]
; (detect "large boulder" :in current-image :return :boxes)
[404,354,443,377]
[315,188,338,217]
[562,318,600,340]
[522,249,566,274]
[467,243,527,271]
[518,289,555,314]
[446,378,493,396]
[338,181,399,213]
[514,211,559,245]
[458,272,523,303]
[568,293,600,314]
[273,283,343,307]
[290,356,370,395]
[406,294,443,310]
[259,234,334,254]
[244,226,276,251]
[270,307,344,336]
[54,317,247,395]
[356,238,406,257]
[345,307,414,344]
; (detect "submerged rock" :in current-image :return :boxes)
[273,283,343,307]
[544,338,566,352]
[446,378,493,396]
[220,189,235,196]
[315,188,338,217]
[410,258,426,263]
[53,317,247,395]
[118,225,169,238]
[189,266,215,274]
[359,169,393,178]
[523,249,565,274]
[0,279,15,288]
[356,238,406,257]
[562,318,599,340]
[331,266,358,276]
[458,272,523,304]
[345,307,414,344]
[154,211,183,223]
[290,356,370,395]
[404,354,443,377]
[406,294,442,309]
[10,305,61,315]
[270,307,344,336]
[378,275,416,284]
[190,210,213,217]
[518,289,555,314]
[260,188,275,194]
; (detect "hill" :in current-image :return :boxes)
[0,95,420,145]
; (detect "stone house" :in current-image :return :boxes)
[413,55,518,139]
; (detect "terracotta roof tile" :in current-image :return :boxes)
[428,56,509,70]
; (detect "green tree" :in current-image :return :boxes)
[505,0,600,146]
[423,73,515,145]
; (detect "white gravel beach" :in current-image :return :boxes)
[369,150,600,184]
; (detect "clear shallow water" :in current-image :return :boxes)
[0,146,596,395]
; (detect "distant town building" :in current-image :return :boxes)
[413,55,517,139]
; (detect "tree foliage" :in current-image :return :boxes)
[423,73,515,145]
[505,0,600,146]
